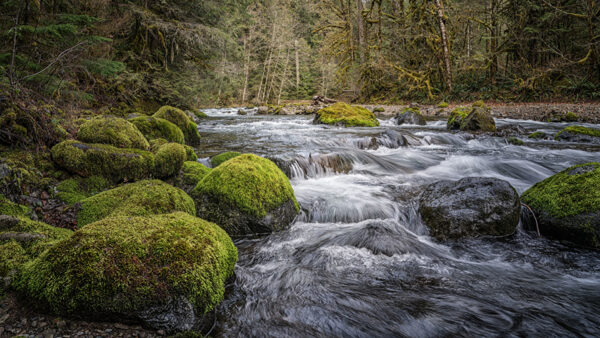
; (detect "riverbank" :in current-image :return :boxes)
[249,102,600,123]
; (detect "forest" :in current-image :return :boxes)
[1,1,600,337]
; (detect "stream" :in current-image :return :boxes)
[197,109,600,337]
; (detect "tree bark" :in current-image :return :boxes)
[278,48,290,105]
[242,36,249,103]
[295,39,300,90]
[356,0,366,65]
[435,0,452,92]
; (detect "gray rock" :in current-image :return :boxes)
[395,110,426,126]
[136,296,195,333]
[0,215,20,229]
[419,177,521,241]
[555,131,600,144]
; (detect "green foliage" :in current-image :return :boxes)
[83,59,125,78]
[154,143,187,179]
[522,163,600,219]
[210,152,241,167]
[129,116,185,144]
[153,106,200,145]
[16,212,237,317]
[77,180,196,227]
[77,117,150,150]
[0,195,30,217]
[51,140,155,183]
[315,102,379,127]
[193,154,299,218]
[56,176,110,205]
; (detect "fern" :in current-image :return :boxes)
[84,58,126,77]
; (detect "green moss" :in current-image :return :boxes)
[51,140,155,183]
[0,240,27,278]
[315,102,379,127]
[565,111,578,122]
[15,212,237,317]
[373,107,385,113]
[154,106,201,145]
[210,151,241,167]
[267,105,284,115]
[77,116,150,150]
[184,145,198,161]
[522,163,600,218]
[472,100,486,108]
[0,195,30,217]
[149,138,169,151]
[154,143,187,178]
[129,116,185,144]
[56,176,110,205]
[528,131,546,139]
[437,101,449,108]
[193,154,299,218]
[194,110,208,118]
[447,107,471,130]
[180,161,211,188]
[77,180,196,227]
[555,125,600,140]
[508,137,524,146]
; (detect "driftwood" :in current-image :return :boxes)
[312,96,337,105]
[0,232,46,243]
[0,215,19,230]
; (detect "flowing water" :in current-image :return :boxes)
[197,109,600,337]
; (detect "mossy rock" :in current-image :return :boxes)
[210,152,241,167]
[373,107,385,113]
[0,194,30,217]
[51,140,155,183]
[528,131,548,139]
[183,145,198,161]
[154,106,201,145]
[193,110,208,118]
[192,154,299,236]
[15,212,237,332]
[129,116,185,144]
[507,137,524,146]
[175,162,212,194]
[56,176,111,205]
[521,163,600,248]
[314,102,379,128]
[77,116,150,150]
[395,107,426,126]
[154,143,187,179]
[555,126,600,144]
[149,138,169,151]
[447,107,471,130]
[437,101,449,108]
[77,179,196,227]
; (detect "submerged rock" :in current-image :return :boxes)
[77,116,150,150]
[192,154,299,236]
[394,108,426,126]
[15,212,237,332]
[153,106,201,145]
[313,102,379,127]
[77,179,196,227]
[554,126,600,144]
[521,163,600,248]
[419,177,520,241]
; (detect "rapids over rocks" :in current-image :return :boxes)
[198,108,600,337]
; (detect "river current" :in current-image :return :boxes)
[197,108,600,337]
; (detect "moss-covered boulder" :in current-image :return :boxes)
[183,145,198,161]
[77,117,150,150]
[210,151,241,167]
[51,140,155,183]
[447,104,496,132]
[154,143,187,179]
[314,102,379,127]
[77,180,195,227]
[555,126,600,144]
[129,116,185,144]
[154,106,201,145]
[192,154,299,236]
[521,163,600,248]
[15,212,237,332]
[176,162,211,194]
[56,176,111,205]
[0,194,30,217]
[395,107,426,126]
[528,131,549,140]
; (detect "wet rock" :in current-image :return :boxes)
[495,124,526,137]
[136,296,195,332]
[419,177,520,240]
[521,163,600,248]
[460,106,496,132]
[377,130,408,148]
[394,108,426,126]
[554,126,600,144]
[0,215,20,229]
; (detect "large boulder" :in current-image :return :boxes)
[77,116,150,150]
[554,126,600,144]
[313,102,379,127]
[77,179,196,227]
[129,116,185,144]
[175,161,212,194]
[210,151,241,167]
[192,154,299,237]
[521,163,600,248]
[154,143,187,179]
[419,177,520,240]
[394,108,426,125]
[154,106,201,145]
[15,212,237,332]
[447,102,496,132]
[51,140,155,183]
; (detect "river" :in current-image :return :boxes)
[197,108,600,337]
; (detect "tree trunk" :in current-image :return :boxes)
[9,8,20,88]
[278,48,290,105]
[435,0,452,92]
[295,39,300,91]
[356,0,366,64]
[489,0,499,85]
[242,36,250,103]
